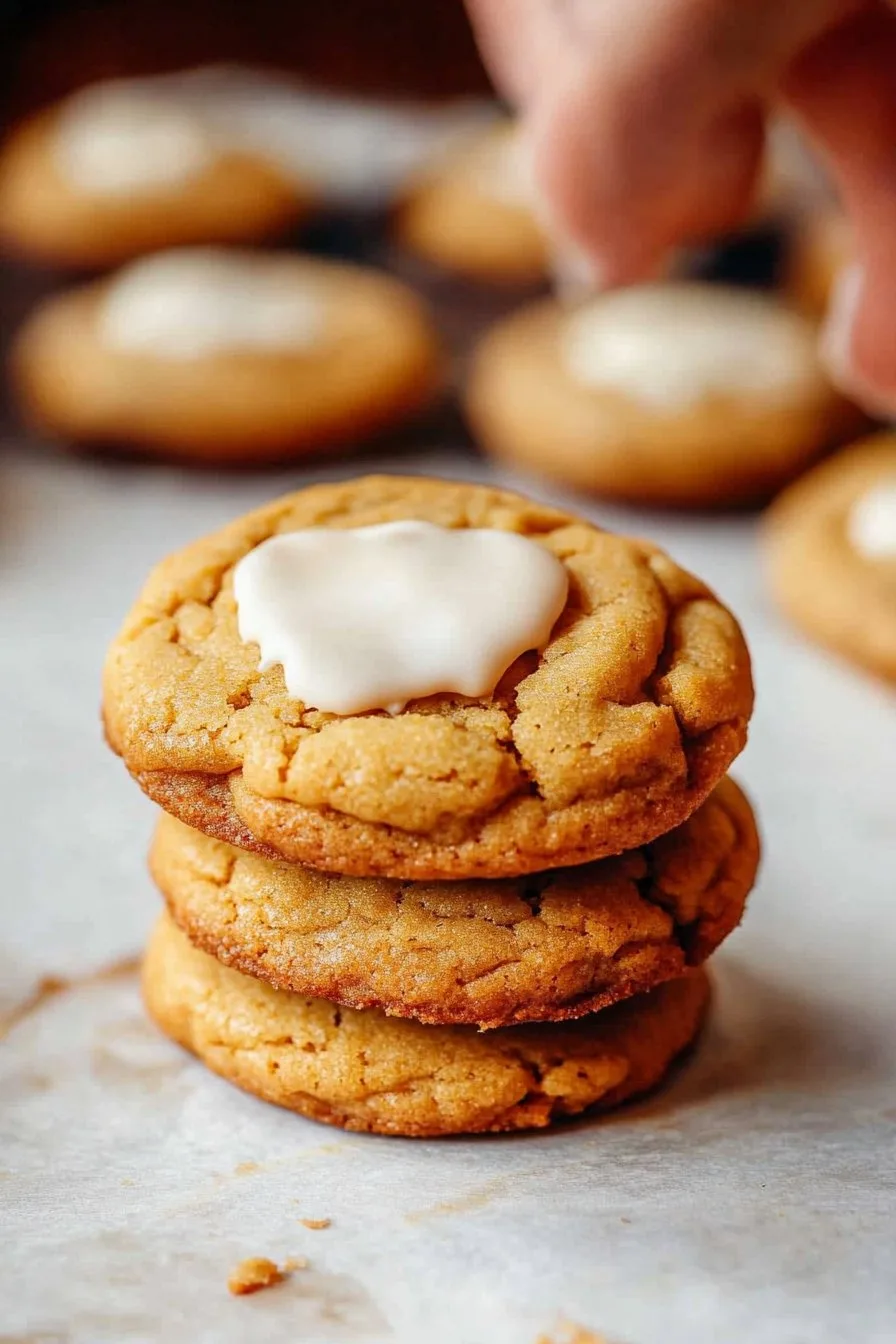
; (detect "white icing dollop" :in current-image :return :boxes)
[98,248,324,359]
[183,67,493,202]
[53,65,494,203]
[563,284,820,411]
[232,521,569,715]
[846,480,896,560]
[54,80,215,194]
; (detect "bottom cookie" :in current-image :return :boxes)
[143,914,710,1138]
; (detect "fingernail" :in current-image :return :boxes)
[820,261,864,388]
[521,126,607,299]
[530,184,607,299]
[548,236,607,300]
[820,262,896,417]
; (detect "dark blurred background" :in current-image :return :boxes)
[1,0,492,123]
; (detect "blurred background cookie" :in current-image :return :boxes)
[764,433,896,683]
[465,282,863,510]
[785,210,854,321]
[0,76,309,269]
[395,122,549,288]
[0,66,494,269]
[11,247,441,463]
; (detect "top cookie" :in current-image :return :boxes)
[103,475,753,878]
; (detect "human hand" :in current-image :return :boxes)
[465,0,896,412]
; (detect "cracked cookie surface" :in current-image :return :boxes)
[151,778,756,1028]
[104,475,753,878]
[143,913,710,1137]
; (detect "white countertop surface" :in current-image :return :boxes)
[2,438,895,1344]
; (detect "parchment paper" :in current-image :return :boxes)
[2,442,894,1344]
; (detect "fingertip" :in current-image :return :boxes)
[523,110,670,291]
[820,262,896,418]
[517,119,623,296]
[819,263,864,390]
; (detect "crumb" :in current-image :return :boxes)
[300,1217,331,1230]
[227,1257,284,1296]
[620,1216,632,1224]
[234,1161,260,1176]
[536,1324,610,1344]
[282,1256,309,1272]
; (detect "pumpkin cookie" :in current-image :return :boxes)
[465,283,860,509]
[395,122,548,286]
[764,433,896,683]
[12,249,441,464]
[0,76,308,268]
[103,475,753,878]
[143,913,710,1137]
[0,67,492,269]
[151,778,756,1029]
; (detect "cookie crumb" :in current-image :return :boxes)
[227,1257,284,1296]
[536,1324,610,1344]
[234,1161,260,1176]
[282,1256,309,1272]
[300,1217,331,1230]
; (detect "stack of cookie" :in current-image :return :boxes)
[103,476,759,1137]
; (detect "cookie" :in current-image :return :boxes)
[103,474,754,878]
[150,778,756,1029]
[0,81,308,269]
[12,250,441,464]
[395,122,548,286]
[465,283,860,509]
[786,211,853,321]
[143,913,710,1137]
[0,68,493,269]
[763,433,896,683]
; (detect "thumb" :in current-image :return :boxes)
[785,4,896,413]
[517,0,822,283]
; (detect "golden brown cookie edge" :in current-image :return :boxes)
[142,913,711,1138]
[148,777,757,1027]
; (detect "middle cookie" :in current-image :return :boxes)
[150,778,758,1030]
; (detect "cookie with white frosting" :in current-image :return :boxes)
[0,66,492,269]
[764,433,896,683]
[0,76,308,268]
[395,122,549,286]
[143,912,711,1137]
[465,283,860,509]
[12,249,441,463]
[103,475,754,879]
